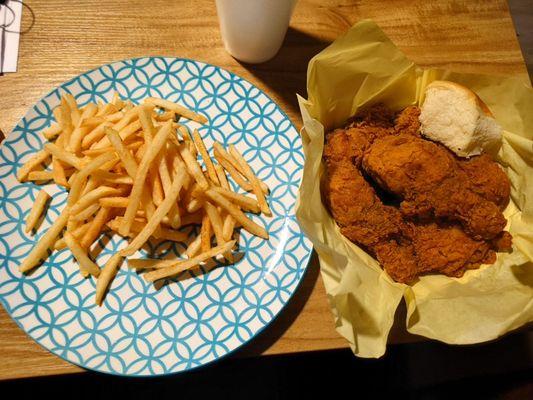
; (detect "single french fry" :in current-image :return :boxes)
[81,116,105,127]
[138,105,155,144]
[204,201,233,262]
[204,189,268,239]
[70,203,100,222]
[70,186,120,215]
[127,258,178,270]
[25,190,50,233]
[185,234,202,258]
[64,93,81,127]
[176,124,197,155]
[200,213,212,253]
[79,102,98,123]
[229,145,271,215]
[99,197,129,208]
[214,164,236,241]
[191,129,219,185]
[52,157,68,187]
[154,227,188,242]
[17,150,51,182]
[101,111,125,123]
[27,170,54,181]
[151,169,164,206]
[222,214,237,241]
[59,97,74,146]
[179,144,209,189]
[80,207,111,249]
[95,253,123,305]
[204,202,225,244]
[144,97,208,124]
[185,195,204,214]
[158,151,172,194]
[156,148,180,226]
[144,241,236,282]
[19,207,70,273]
[120,168,188,256]
[69,103,98,152]
[111,92,123,107]
[68,126,91,154]
[63,231,100,278]
[120,120,172,236]
[91,170,133,185]
[105,127,138,177]
[43,123,62,140]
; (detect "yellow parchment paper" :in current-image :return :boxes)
[296,20,533,358]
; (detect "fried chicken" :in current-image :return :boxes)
[458,154,511,210]
[323,104,511,283]
[362,134,507,240]
[410,223,496,277]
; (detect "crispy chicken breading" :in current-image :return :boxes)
[362,134,507,240]
[323,105,511,283]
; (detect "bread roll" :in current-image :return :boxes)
[419,80,502,158]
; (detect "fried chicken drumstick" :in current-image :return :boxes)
[323,105,511,283]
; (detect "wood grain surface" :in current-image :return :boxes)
[0,0,527,380]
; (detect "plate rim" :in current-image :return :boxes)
[0,56,313,377]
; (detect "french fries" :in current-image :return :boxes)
[63,232,100,278]
[25,190,50,233]
[95,254,123,305]
[16,93,271,305]
[144,97,208,124]
[17,150,51,182]
[144,241,236,282]
[228,145,271,216]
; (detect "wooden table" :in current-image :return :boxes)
[0,0,528,381]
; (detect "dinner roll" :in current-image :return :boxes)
[419,80,502,158]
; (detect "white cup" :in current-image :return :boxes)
[216,0,298,64]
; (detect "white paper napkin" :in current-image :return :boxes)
[1,0,23,73]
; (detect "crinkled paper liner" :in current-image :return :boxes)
[296,20,533,358]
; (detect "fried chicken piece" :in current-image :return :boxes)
[362,134,507,240]
[323,114,421,282]
[458,154,511,209]
[374,239,419,284]
[393,106,421,136]
[323,131,404,248]
[411,223,496,277]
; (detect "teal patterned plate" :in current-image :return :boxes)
[0,57,312,376]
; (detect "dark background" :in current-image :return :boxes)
[2,329,533,399]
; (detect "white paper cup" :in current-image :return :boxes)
[216,0,298,64]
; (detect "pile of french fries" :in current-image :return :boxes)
[17,93,271,305]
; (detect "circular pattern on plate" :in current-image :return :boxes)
[0,57,312,376]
